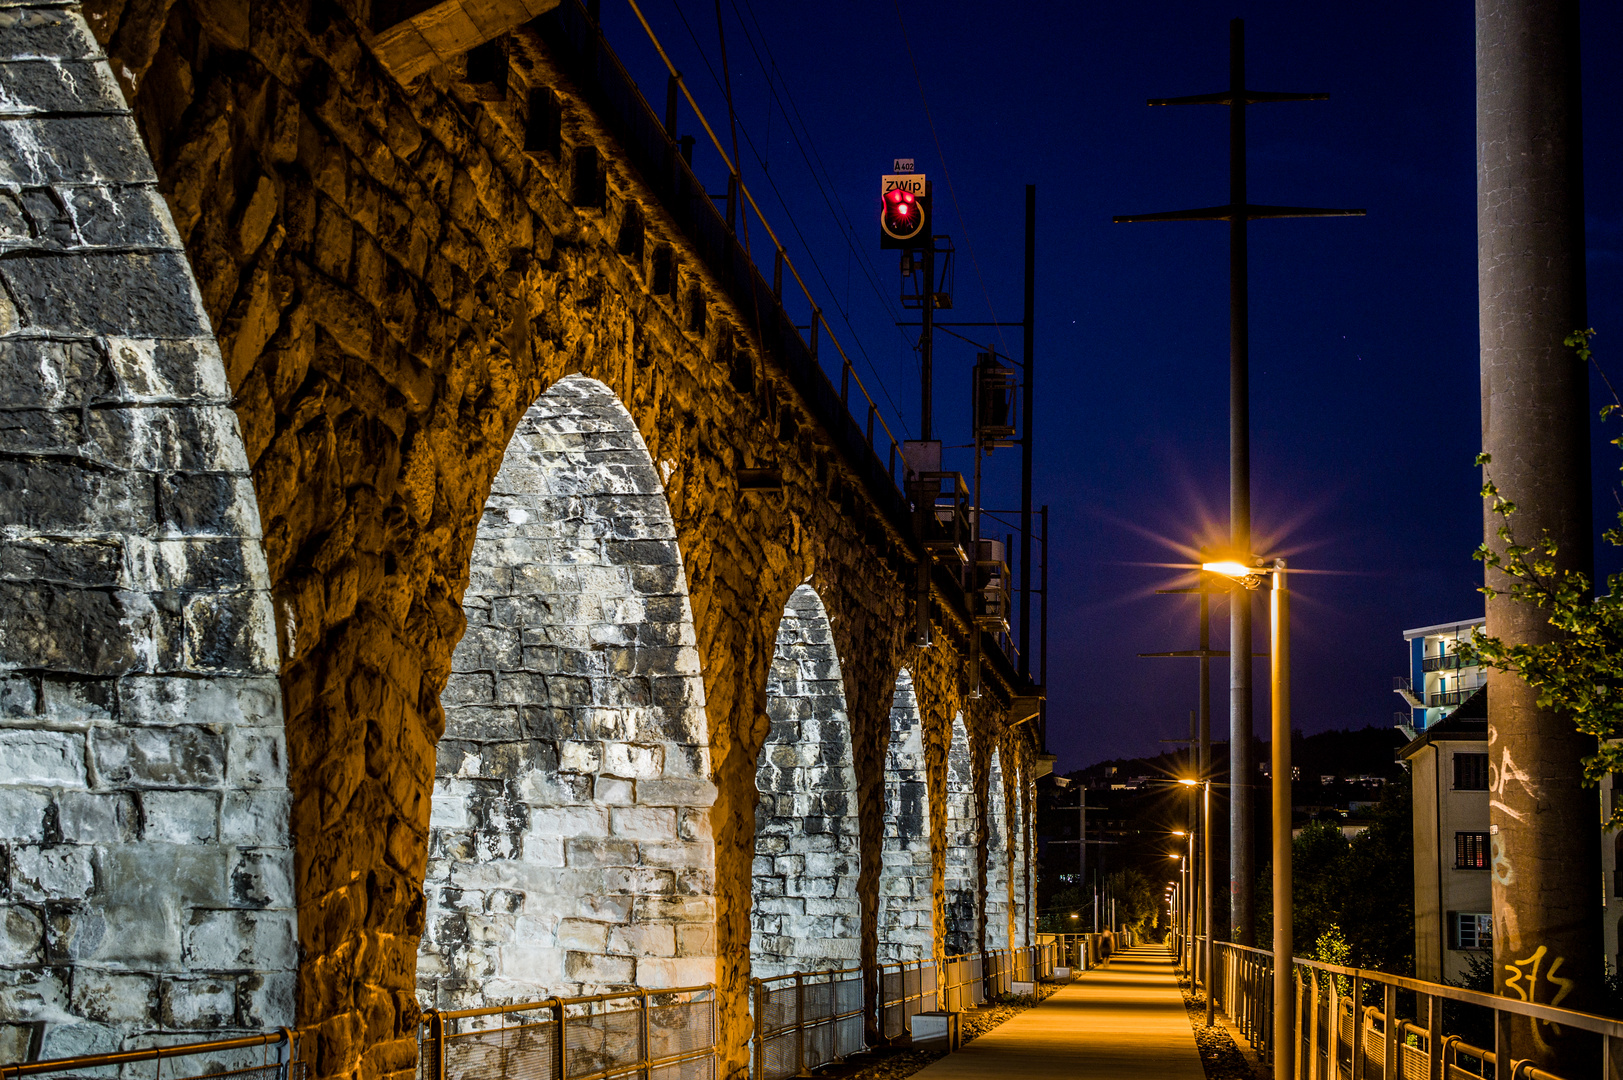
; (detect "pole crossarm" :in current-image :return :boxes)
[1114,204,1364,223]
[1148,90,1328,107]
[1139,649,1231,658]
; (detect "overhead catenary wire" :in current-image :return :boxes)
[890,0,1011,362]
[730,0,916,352]
[624,0,919,464]
[661,0,914,434]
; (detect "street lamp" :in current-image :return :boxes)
[1180,776,1216,1026]
[1205,556,1290,1080]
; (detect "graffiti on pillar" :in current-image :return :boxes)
[1488,735,1542,824]
[879,669,933,962]
[944,713,979,957]
[750,585,861,977]
[419,375,716,1010]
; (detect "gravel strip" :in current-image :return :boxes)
[1183,990,1259,1080]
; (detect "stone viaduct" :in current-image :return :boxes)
[0,2,1045,1078]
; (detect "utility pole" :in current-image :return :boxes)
[1019,186,1036,678]
[1115,19,1362,945]
[1477,0,1599,1065]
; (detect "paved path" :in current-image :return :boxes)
[908,944,1207,1080]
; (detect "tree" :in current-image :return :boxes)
[1462,330,1623,821]
[1255,772,1414,974]
[1105,868,1162,937]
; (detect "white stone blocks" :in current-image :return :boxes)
[422,376,715,1008]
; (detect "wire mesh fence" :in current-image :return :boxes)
[418,987,716,1080]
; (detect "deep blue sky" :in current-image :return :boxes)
[596,1,1623,770]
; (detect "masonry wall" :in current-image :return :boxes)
[943,714,977,958]
[751,586,860,977]
[0,3,294,1058]
[877,670,931,963]
[985,751,1010,950]
[32,1,1046,1076]
[418,375,714,1010]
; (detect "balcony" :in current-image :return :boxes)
[1422,653,1465,672]
[1430,685,1485,708]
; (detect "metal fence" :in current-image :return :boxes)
[418,986,717,1080]
[0,1030,300,1080]
[766,943,1061,1070]
[751,967,865,1080]
[1204,939,1623,1080]
[3,946,1067,1080]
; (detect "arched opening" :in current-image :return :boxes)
[986,749,1010,950]
[418,375,715,1011]
[751,584,861,977]
[878,669,932,962]
[944,713,978,957]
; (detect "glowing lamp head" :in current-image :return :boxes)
[1202,560,1256,578]
[1178,778,1199,787]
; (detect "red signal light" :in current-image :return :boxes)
[879,180,928,248]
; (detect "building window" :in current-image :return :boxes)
[1451,912,1493,951]
[1455,832,1489,869]
[1454,753,1489,791]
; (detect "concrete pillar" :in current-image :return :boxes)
[1477,0,1600,1061]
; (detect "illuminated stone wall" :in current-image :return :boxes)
[418,376,714,1009]
[750,586,860,977]
[985,750,1010,950]
[877,671,931,963]
[49,0,1047,1074]
[943,714,978,958]
[1010,759,1030,948]
[0,3,294,1058]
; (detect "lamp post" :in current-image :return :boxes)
[1204,557,1289,1079]
[1179,777,1216,1025]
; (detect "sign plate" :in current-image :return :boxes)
[881,173,926,195]
[892,158,916,173]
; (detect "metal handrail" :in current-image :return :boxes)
[1201,937,1623,1080]
[618,0,908,476]
[420,985,717,1080]
[2,1030,296,1080]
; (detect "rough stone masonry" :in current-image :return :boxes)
[0,1,1045,1077]
[0,2,295,1060]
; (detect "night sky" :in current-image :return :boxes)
[595,1,1623,770]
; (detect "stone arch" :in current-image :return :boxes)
[878,669,932,962]
[0,7,295,1057]
[418,375,715,1011]
[943,713,978,957]
[751,584,861,977]
[986,749,1011,950]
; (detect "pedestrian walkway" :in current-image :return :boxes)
[908,944,1207,1080]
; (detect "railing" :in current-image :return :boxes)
[1,1030,299,1080]
[1203,939,1623,1080]
[751,968,864,1080]
[1423,654,1466,673]
[547,0,906,486]
[765,944,1061,1069]
[418,986,717,1080]
[1429,684,1485,707]
[538,0,1030,693]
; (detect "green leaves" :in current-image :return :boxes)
[1464,330,1623,828]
